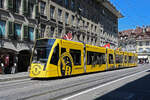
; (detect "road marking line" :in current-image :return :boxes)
[62,68,150,100]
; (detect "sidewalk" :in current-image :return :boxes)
[0,72,29,82]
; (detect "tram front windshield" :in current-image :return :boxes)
[32,39,56,64]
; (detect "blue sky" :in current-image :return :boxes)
[110,0,150,31]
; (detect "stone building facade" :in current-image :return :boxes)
[119,26,150,63]
[0,0,122,73]
[0,0,38,72]
[38,0,122,48]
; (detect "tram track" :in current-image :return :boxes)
[19,65,149,100]
[0,65,148,100]
[0,79,36,90]
[0,67,138,90]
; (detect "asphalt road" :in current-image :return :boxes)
[0,64,149,100]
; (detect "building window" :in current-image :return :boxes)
[7,0,13,10]
[28,1,34,18]
[29,27,34,41]
[95,26,97,32]
[0,20,6,38]
[139,41,142,46]
[91,24,93,31]
[71,0,75,10]
[50,27,55,37]
[139,48,143,53]
[65,12,69,24]
[58,0,63,5]
[58,9,62,21]
[71,15,74,25]
[40,1,46,15]
[146,48,150,53]
[0,0,4,8]
[14,0,21,13]
[8,21,14,38]
[146,41,149,46]
[64,0,69,8]
[23,25,29,41]
[50,6,55,19]
[22,0,28,15]
[14,23,21,40]
[87,22,89,29]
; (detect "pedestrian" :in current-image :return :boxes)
[10,56,18,74]
[0,55,5,74]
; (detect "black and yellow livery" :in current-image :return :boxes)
[29,38,138,78]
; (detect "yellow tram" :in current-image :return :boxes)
[29,38,138,78]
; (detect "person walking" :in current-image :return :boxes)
[0,55,5,74]
[10,56,18,74]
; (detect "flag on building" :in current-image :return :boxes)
[63,32,72,40]
[103,43,110,48]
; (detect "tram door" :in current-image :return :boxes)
[83,44,86,73]
[124,52,128,67]
[107,49,115,70]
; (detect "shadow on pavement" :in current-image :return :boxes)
[95,74,150,100]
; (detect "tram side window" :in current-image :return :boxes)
[87,51,106,65]
[116,55,123,63]
[87,51,92,65]
[125,56,128,63]
[109,54,114,64]
[115,54,119,63]
[98,53,106,64]
[50,45,59,65]
[120,55,123,63]
[70,49,81,65]
[129,56,134,63]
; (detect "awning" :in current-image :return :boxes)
[138,56,148,59]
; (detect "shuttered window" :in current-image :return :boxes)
[22,0,28,15]
[8,21,14,39]
[0,20,6,38]
[14,0,21,13]
[35,4,39,18]
[23,25,29,41]
[29,27,34,41]
[14,23,21,40]
[7,0,13,10]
